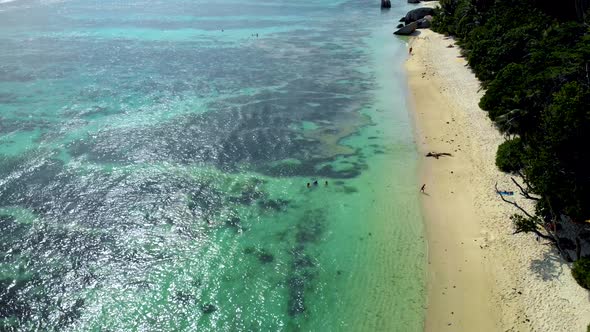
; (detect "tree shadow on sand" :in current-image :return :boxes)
[529,248,566,281]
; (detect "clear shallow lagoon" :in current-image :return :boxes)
[0,0,426,330]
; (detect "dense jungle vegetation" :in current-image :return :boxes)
[431,0,590,283]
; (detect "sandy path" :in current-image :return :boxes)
[405,27,590,332]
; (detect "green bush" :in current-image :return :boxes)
[572,257,590,290]
[495,138,524,173]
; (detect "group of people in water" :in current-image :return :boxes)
[220,29,259,38]
[305,180,431,193]
[307,180,328,188]
[306,180,427,192]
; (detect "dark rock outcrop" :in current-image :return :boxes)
[396,23,404,28]
[408,0,421,3]
[393,21,418,35]
[416,15,433,28]
[416,18,431,28]
[381,0,391,9]
[402,7,435,24]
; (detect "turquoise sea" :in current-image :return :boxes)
[0,0,426,331]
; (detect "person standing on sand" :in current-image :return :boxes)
[409,47,413,55]
[420,184,426,193]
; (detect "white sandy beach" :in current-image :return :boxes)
[405,27,590,331]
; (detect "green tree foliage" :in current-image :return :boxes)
[432,0,590,277]
[495,137,524,173]
[527,82,590,220]
[572,257,590,289]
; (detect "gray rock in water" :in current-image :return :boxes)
[394,21,418,35]
[408,0,421,3]
[397,23,404,28]
[403,7,435,24]
[381,0,391,8]
[201,303,217,314]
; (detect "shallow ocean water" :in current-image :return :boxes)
[0,0,426,331]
